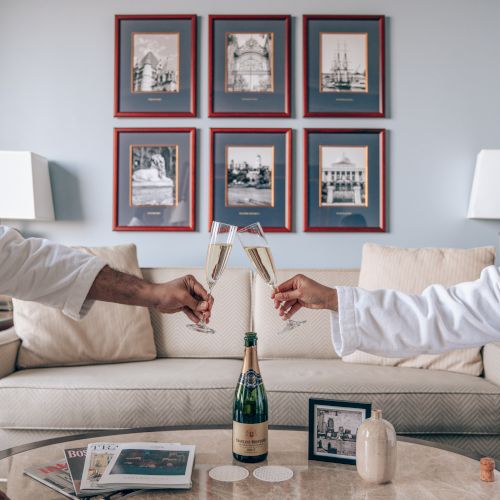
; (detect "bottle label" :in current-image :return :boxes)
[238,369,263,389]
[232,421,268,456]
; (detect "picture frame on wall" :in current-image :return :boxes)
[113,128,196,231]
[303,15,385,117]
[208,15,291,117]
[308,398,372,464]
[114,15,197,117]
[304,129,385,232]
[210,128,292,231]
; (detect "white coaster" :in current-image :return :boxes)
[209,465,249,482]
[253,465,294,482]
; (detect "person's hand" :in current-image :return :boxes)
[272,274,338,319]
[151,275,213,323]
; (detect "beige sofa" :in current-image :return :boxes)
[1,267,499,464]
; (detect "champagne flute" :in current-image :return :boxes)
[186,221,237,334]
[238,222,306,334]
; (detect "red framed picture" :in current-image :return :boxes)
[113,128,196,231]
[210,128,292,231]
[208,15,291,117]
[303,15,385,117]
[304,128,386,232]
[114,15,197,117]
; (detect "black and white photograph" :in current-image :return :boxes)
[320,33,367,93]
[308,399,371,464]
[226,146,274,207]
[226,33,274,93]
[132,33,180,93]
[320,146,368,207]
[130,145,177,207]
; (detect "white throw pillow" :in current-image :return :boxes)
[14,244,156,368]
[342,243,496,375]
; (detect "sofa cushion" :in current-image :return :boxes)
[14,244,156,369]
[342,243,496,375]
[142,268,252,358]
[254,269,359,359]
[0,359,498,435]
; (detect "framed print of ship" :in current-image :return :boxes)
[209,15,291,117]
[304,129,385,232]
[303,15,385,117]
[114,15,197,117]
[113,128,196,231]
[210,128,292,231]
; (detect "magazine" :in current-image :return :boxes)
[98,443,195,490]
[80,443,121,491]
[65,446,122,498]
[23,459,78,500]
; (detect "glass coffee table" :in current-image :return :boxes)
[0,426,498,499]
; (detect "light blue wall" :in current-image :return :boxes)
[1,0,499,268]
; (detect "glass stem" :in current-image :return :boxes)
[199,287,213,326]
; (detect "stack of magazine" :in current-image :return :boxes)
[24,442,196,499]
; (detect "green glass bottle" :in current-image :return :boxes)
[232,332,268,463]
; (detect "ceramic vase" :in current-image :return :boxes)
[356,409,397,484]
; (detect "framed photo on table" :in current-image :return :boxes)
[114,15,197,117]
[304,129,385,232]
[303,15,385,117]
[208,15,291,117]
[113,128,196,231]
[210,128,292,231]
[308,398,372,464]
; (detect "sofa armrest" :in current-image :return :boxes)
[483,342,500,386]
[0,327,20,379]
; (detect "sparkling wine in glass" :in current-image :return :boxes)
[238,222,306,334]
[186,221,237,334]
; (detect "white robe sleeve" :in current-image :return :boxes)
[330,265,500,357]
[0,226,106,320]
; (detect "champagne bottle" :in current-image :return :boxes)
[232,332,268,463]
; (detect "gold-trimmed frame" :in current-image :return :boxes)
[131,32,181,94]
[319,145,368,208]
[225,144,275,208]
[129,144,179,208]
[224,32,275,94]
[319,32,368,94]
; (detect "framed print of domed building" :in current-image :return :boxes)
[209,15,291,117]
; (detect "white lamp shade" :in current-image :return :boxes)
[0,151,55,221]
[467,150,500,219]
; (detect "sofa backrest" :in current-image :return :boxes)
[142,267,359,360]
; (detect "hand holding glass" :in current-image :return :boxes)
[238,222,306,333]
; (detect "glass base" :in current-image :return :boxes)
[277,319,306,335]
[186,322,215,334]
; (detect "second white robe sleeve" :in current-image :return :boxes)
[331,265,500,357]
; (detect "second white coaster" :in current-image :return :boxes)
[209,465,249,482]
[253,465,294,482]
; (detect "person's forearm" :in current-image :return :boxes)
[331,265,500,357]
[87,265,157,307]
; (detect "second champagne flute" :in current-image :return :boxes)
[186,221,237,334]
[238,222,306,334]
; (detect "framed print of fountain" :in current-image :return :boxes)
[208,15,291,117]
[210,128,292,231]
[113,128,196,231]
[303,15,385,117]
[304,128,385,232]
[114,15,197,117]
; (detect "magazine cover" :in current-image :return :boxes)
[80,443,120,491]
[24,459,78,500]
[99,443,195,489]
